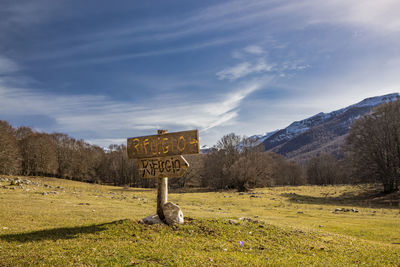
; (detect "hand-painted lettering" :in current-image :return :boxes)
[162,137,169,154]
[127,130,198,158]
[177,136,186,152]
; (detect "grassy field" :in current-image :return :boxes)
[0,176,399,266]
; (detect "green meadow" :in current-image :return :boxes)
[0,176,399,266]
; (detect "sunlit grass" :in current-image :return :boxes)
[0,176,399,266]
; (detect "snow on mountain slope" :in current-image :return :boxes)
[256,93,399,145]
[254,93,399,160]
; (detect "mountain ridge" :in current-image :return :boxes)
[251,93,399,162]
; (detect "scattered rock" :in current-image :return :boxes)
[239,192,244,195]
[163,202,184,225]
[41,192,48,195]
[319,225,324,228]
[228,219,239,225]
[239,217,259,223]
[250,195,260,198]
[78,203,90,205]
[334,207,359,213]
[141,214,164,225]
[297,211,304,214]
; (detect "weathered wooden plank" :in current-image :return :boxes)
[127,130,199,159]
[137,155,189,179]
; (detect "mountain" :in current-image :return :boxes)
[200,145,211,154]
[253,93,400,162]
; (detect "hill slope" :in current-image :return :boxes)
[254,93,399,161]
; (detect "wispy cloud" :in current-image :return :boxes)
[53,35,244,67]
[301,0,400,32]
[0,56,19,74]
[19,0,400,68]
[244,45,264,55]
[0,0,60,32]
[0,76,268,145]
[217,59,273,81]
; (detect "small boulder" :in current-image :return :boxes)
[228,219,239,225]
[163,202,184,225]
[239,217,259,223]
[142,214,164,225]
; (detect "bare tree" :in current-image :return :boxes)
[0,121,21,175]
[203,134,293,191]
[306,153,341,185]
[271,153,306,185]
[228,152,274,191]
[347,100,400,193]
[203,133,242,189]
[19,133,58,176]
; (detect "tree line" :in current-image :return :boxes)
[201,100,400,193]
[1,99,399,193]
[0,123,154,187]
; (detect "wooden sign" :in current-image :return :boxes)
[127,130,199,159]
[137,155,189,179]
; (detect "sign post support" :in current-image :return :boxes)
[156,130,168,221]
[157,176,168,221]
[127,129,199,224]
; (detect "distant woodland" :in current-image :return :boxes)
[0,100,399,193]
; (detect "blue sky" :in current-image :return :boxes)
[1,0,400,147]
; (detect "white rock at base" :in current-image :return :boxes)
[141,214,164,225]
[163,202,184,225]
